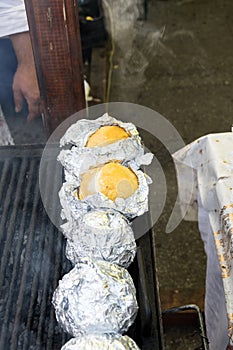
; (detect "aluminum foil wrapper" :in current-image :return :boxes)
[61,334,141,350]
[58,114,153,183]
[58,143,153,185]
[60,114,140,149]
[59,169,151,220]
[52,258,138,337]
[63,210,136,268]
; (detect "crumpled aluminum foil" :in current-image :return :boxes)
[59,168,151,220]
[63,209,136,268]
[52,258,138,337]
[58,143,153,185]
[61,334,141,350]
[60,114,140,149]
[58,114,153,184]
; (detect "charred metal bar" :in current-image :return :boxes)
[24,0,86,135]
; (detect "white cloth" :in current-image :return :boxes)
[173,132,233,350]
[0,0,28,37]
[198,199,228,350]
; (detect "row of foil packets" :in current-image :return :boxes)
[52,114,153,349]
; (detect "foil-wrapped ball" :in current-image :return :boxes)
[64,210,136,268]
[59,114,141,151]
[61,334,141,350]
[52,258,138,337]
[59,167,151,221]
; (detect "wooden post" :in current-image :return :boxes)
[24,0,86,135]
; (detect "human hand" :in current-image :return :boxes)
[13,60,41,121]
[10,32,41,121]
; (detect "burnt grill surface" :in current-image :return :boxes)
[0,145,163,350]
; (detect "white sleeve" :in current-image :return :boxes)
[0,0,29,37]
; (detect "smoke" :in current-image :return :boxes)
[102,0,164,94]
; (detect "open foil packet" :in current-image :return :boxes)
[52,258,138,337]
[60,114,142,150]
[58,114,153,184]
[61,334,141,350]
[63,209,136,268]
[59,168,151,220]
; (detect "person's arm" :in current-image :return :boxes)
[10,31,41,121]
[0,1,41,121]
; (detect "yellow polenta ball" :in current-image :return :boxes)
[85,125,129,147]
[79,162,138,201]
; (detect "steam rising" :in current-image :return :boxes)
[102,0,164,94]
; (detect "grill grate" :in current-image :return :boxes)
[0,146,71,349]
[0,145,163,350]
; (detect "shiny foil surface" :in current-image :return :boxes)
[58,139,152,185]
[63,210,136,268]
[60,114,141,149]
[59,169,151,220]
[58,113,153,184]
[52,258,138,337]
[61,334,141,350]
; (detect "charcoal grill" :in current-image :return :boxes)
[0,144,163,349]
